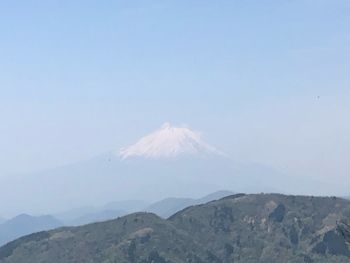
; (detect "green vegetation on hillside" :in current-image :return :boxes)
[1,194,350,263]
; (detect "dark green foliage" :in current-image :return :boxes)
[127,240,136,262]
[323,231,350,256]
[0,231,50,259]
[224,243,234,256]
[313,241,327,254]
[338,219,350,243]
[289,225,299,245]
[313,230,350,257]
[1,194,350,263]
[269,204,286,222]
[303,254,313,263]
[205,250,221,263]
[147,251,167,263]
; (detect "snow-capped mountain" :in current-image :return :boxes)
[0,123,330,216]
[119,123,224,159]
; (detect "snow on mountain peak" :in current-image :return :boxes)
[119,123,223,159]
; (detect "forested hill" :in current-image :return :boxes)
[1,194,350,263]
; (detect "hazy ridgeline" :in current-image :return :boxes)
[1,194,350,263]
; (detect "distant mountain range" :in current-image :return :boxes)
[55,200,148,226]
[54,190,234,225]
[1,194,350,263]
[146,190,234,218]
[0,123,346,257]
[0,214,62,246]
[0,190,234,246]
[0,123,334,217]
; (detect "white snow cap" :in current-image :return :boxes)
[119,122,224,159]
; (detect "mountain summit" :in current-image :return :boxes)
[119,123,223,159]
[0,124,332,217]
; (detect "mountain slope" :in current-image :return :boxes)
[0,213,206,263]
[56,191,234,226]
[0,214,62,246]
[119,122,223,159]
[1,194,350,263]
[56,200,148,226]
[0,191,234,254]
[67,209,126,226]
[0,123,334,217]
[145,198,195,218]
[169,194,350,262]
[145,190,235,218]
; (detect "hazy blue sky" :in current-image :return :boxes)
[1,0,350,185]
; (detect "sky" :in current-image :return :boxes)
[0,0,350,188]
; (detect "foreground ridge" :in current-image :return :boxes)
[1,194,350,263]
